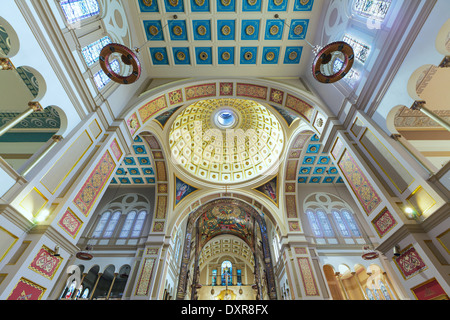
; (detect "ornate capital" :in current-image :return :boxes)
[0,58,15,70]
[390,133,402,141]
[411,100,426,111]
[52,135,63,142]
[28,102,44,112]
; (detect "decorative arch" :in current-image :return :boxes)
[176,198,277,300]
[0,17,20,58]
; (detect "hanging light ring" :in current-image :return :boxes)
[312,41,354,84]
[99,43,141,85]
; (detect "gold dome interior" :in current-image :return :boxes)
[168,98,284,184]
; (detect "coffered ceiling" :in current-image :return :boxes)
[127,0,324,77]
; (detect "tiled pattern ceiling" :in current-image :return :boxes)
[111,135,156,185]
[130,0,322,77]
[298,134,344,184]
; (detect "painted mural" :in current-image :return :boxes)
[254,176,278,206]
[271,105,298,127]
[154,106,181,128]
[198,202,254,249]
[175,176,198,207]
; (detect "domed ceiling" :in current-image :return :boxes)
[168,98,284,184]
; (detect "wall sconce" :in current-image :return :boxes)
[52,245,60,257]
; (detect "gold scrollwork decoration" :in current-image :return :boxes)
[289,51,298,61]
[245,25,255,36]
[197,25,207,36]
[269,25,279,35]
[266,52,275,61]
[143,0,152,6]
[221,25,231,36]
[222,51,231,61]
[149,25,159,36]
[177,51,186,61]
[293,25,303,36]
[173,25,183,36]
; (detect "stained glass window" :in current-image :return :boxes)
[60,0,100,24]
[131,210,147,238]
[353,0,392,21]
[341,209,362,237]
[92,211,110,238]
[379,281,392,300]
[306,210,323,237]
[81,288,90,299]
[221,260,232,286]
[343,34,371,63]
[332,210,351,237]
[103,210,120,238]
[237,270,242,286]
[316,210,335,237]
[119,211,136,238]
[93,59,120,90]
[212,269,217,286]
[82,36,111,67]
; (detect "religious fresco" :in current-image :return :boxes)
[198,201,254,249]
[254,176,278,206]
[175,176,198,207]
[154,106,182,129]
[270,105,298,127]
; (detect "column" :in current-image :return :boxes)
[106,273,118,300]
[411,101,450,132]
[352,272,367,300]
[0,102,43,137]
[0,111,126,300]
[89,273,102,300]
[335,272,349,300]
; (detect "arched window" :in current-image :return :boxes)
[343,34,371,63]
[306,210,323,237]
[316,210,335,237]
[332,210,351,237]
[81,288,90,299]
[60,0,100,24]
[82,36,112,67]
[341,209,362,237]
[236,270,242,286]
[212,269,217,286]
[64,280,76,299]
[103,211,120,238]
[93,59,120,90]
[92,211,110,238]
[306,209,335,238]
[272,232,281,262]
[221,261,232,286]
[379,280,392,300]
[353,0,392,21]
[131,210,147,238]
[119,210,136,238]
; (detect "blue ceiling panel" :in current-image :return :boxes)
[164,0,185,12]
[138,0,159,12]
[309,176,322,183]
[241,20,260,41]
[217,20,236,40]
[168,20,188,41]
[216,0,235,12]
[193,20,212,41]
[150,47,169,65]
[195,47,213,65]
[284,46,302,64]
[323,176,335,184]
[242,0,262,12]
[218,47,235,64]
[288,19,309,40]
[240,47,258,64]
[191,0,210,12]
[173,47,191,64]
[265,19,284,40]
[143,20,164,41]
[293,0,314,11]
[262,47,280,64]
[267,0,288,11]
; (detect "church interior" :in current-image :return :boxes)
[0,0,449,301]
